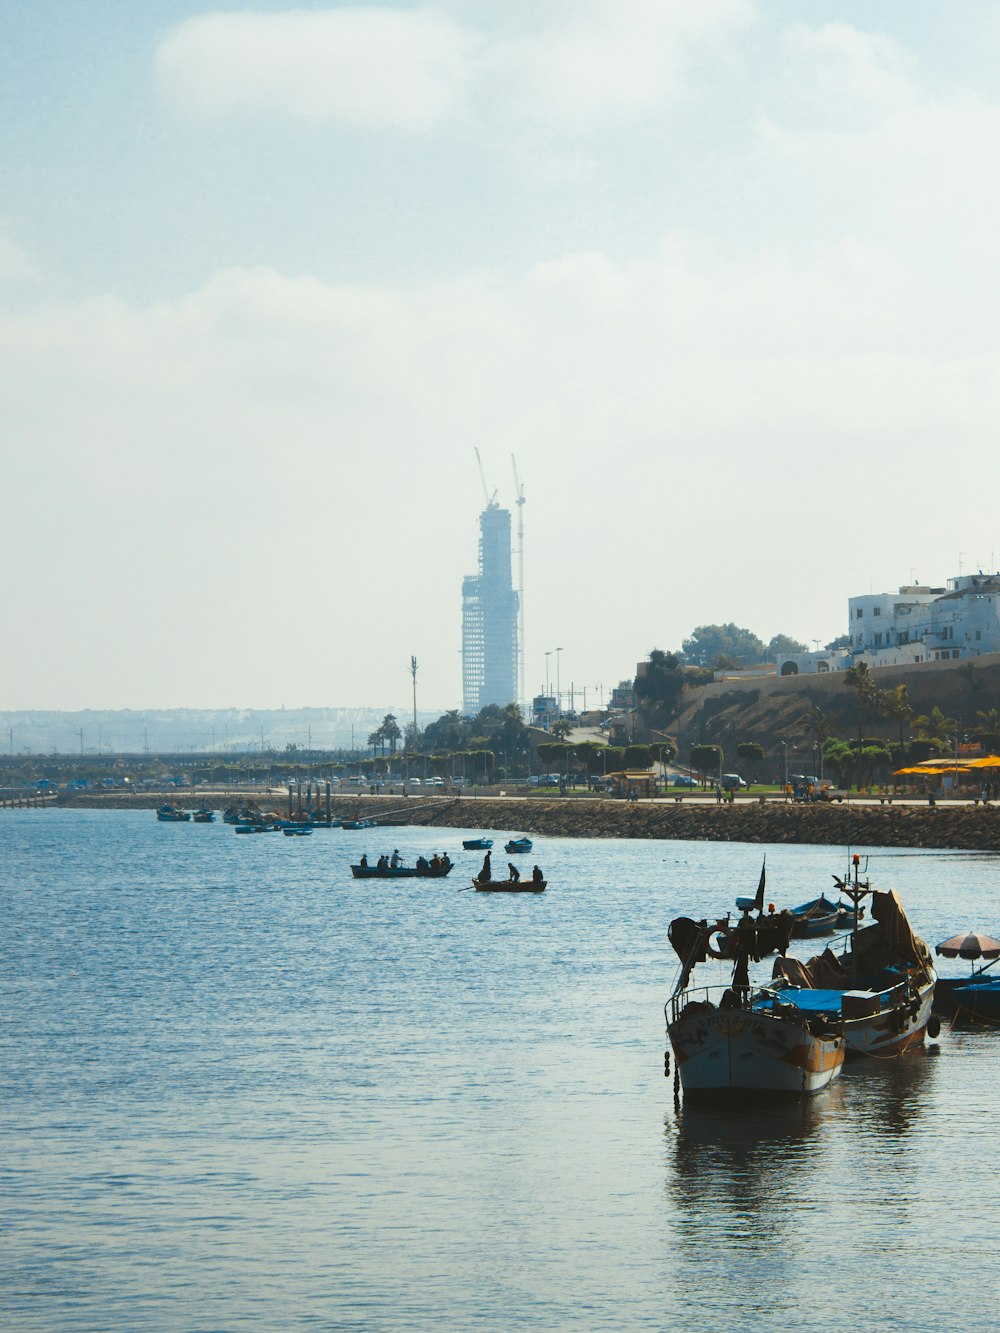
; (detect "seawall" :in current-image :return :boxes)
[49,791,1000,851]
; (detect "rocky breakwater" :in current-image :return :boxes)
[329,795,1000,852]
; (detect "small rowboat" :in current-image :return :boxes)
[474,878,545,893]
[504,837,532,854]
[463,837,494,850]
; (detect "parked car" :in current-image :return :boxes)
[672,774,698,787]
[424,776,444,787]
[720,774,748,790]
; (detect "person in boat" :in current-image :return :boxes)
[377,854,389,871]
[390,849,401,868]
[508,862,520,883]
[429,853,442,873]
[480,851,492,882]
[416,856,430,873]
[441,853,452,871]
[531,864,543,884]
[360,853,368,867]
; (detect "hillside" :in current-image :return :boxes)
[670,653,1000,767]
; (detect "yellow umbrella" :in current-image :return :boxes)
[961,755,1000,768]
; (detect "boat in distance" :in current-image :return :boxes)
[504,837,532,854]
[156,804,191,822]
[462,837,493,850]
[666,865,846,1102]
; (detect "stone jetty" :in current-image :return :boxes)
[43,789,1000,851]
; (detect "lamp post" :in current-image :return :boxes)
[544,651,551,697]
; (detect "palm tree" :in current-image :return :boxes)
[911,705,957,748]
[878,684,913,751]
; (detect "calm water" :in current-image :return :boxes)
[3,809,1000,1330]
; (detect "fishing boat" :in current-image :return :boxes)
[932,932,1000,1022]
[768,856,935,1058]
[666,864,846,1102]
[283,826,313,836]
[156,804,191,822]
[351,856,453,878]
[474,878,545,893]
[462,837,493,850]
[788,894,852,938]
[504,837,532,854]
[343,818,376,830]
[192,807,216,823]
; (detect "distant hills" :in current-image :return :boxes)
[0,706,445,756]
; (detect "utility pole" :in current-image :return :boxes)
[410,656,419,751]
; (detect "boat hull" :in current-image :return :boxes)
[668,998,844,1100]
[474,879,545,893]
[351,864,453,878]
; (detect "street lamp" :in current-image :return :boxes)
[544,650,552,697]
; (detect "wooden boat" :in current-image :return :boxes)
[462,837,494,850]
[768,859,935,1058]
[666,865,845,1101]
[343,818,375,830]
[504,837,532,854]
[283,826,313,836]
[474,878,545,893]
[351,858,453,878]
[156,804,190,822]
[192,807,216,823]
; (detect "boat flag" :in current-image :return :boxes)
[753,858,766,913]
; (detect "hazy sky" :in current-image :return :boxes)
[4,2,1000,714]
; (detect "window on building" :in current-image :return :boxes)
[874,607,881,617]
[874,632,883,647]
[855,608,863,618]
[976,630,982,641]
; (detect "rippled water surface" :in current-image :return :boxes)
[3,809,1000,1329]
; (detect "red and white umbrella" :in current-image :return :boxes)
[935,932,1000,960]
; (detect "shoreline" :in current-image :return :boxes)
[34,791,1000,851]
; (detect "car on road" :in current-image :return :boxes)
[720,774,748,790]
[671,775,698,787]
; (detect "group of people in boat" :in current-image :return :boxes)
[477,850,543,885]
[358,851,452,873]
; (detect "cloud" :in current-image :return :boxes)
[156,7,478,129]
[156,1,756,131]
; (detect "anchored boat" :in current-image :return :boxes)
[666,864,845,1102]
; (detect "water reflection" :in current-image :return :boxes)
[665,1082,842,1255]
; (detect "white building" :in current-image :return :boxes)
[776,573,1000,675]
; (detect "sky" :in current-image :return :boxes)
[4,1,1000,715]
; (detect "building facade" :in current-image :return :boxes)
[776,573,1000,675]
[462,503,519,713]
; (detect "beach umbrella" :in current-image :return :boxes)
[935,932,1000,960]
[962,755,1000,768]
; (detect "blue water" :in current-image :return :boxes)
[3,809,1000,1330]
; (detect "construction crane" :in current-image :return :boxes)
[512,454,526,712]
[474,447,497,508]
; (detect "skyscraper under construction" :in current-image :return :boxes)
[462,502,519,714]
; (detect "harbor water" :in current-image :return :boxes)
[3,808,1000,1330]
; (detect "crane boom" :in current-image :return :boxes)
[474,447,496,507]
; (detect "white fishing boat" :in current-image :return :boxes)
[768,856,935,1059]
